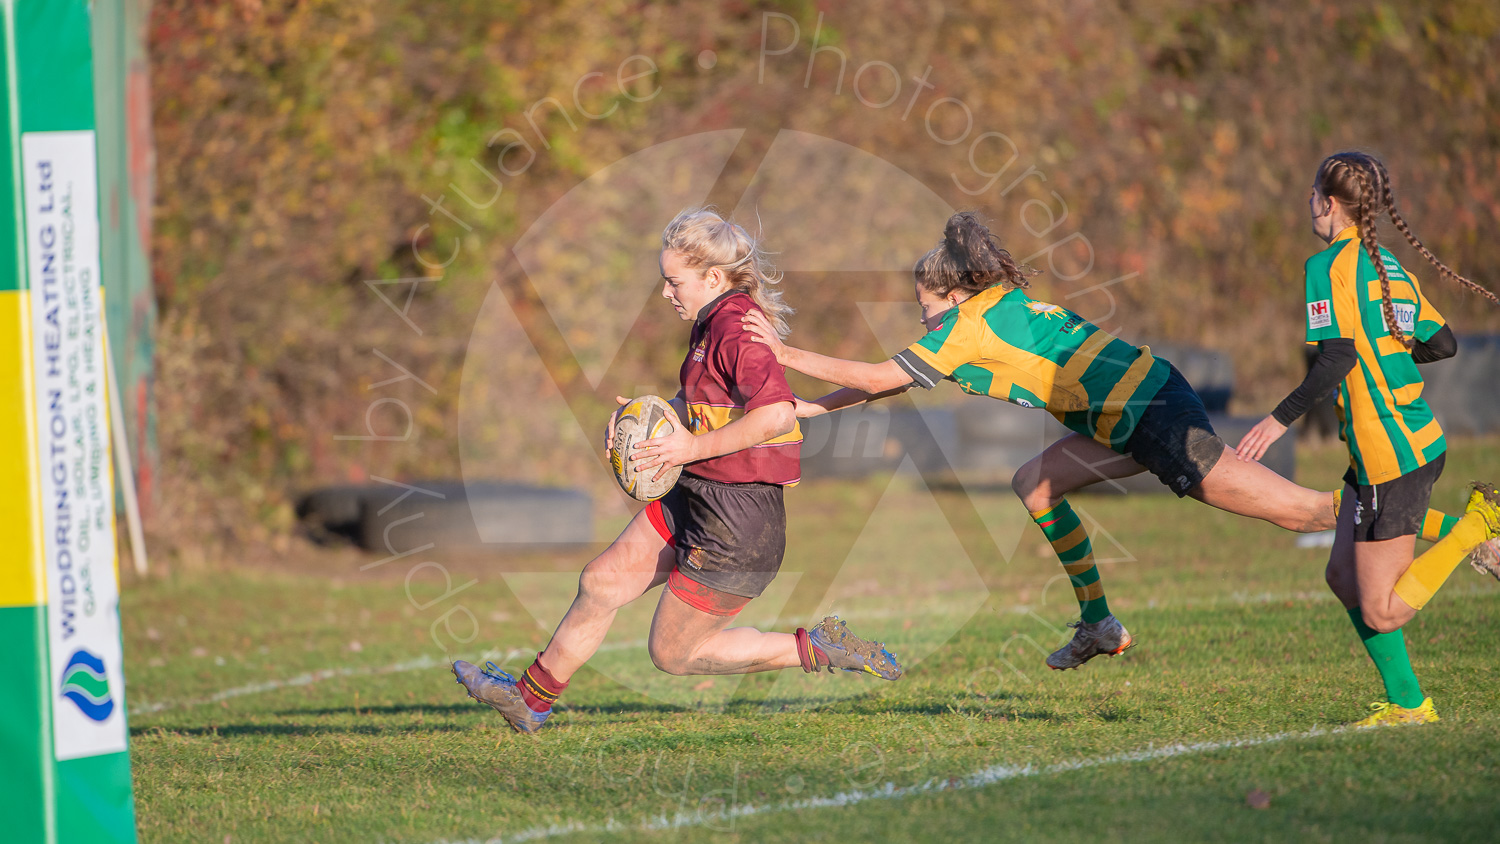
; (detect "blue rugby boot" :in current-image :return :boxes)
[797,616,903,680]
[452,660,550,734]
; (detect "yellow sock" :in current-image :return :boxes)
[1394,512,1491,610]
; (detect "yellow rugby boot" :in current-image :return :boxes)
[1465,483,1500,582]
[1351,697,1439,729]
[1465,483,1500,533]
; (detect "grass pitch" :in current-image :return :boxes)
[126,440,1500,843]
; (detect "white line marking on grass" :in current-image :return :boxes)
[129,637,668,716]
[139,585,1490,717]
[438,726,1350,843]
[130,647,533,716]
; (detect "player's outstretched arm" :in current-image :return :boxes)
[796,385,912,418]
[632,400,795,478]
[741,310,913,395]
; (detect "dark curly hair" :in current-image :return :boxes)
[913,211,1039,297]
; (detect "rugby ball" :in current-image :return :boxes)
[610,395,683,502]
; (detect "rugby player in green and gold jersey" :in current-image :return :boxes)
[743,211,1460,673]
[1237,151,1500,727]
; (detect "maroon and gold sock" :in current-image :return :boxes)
[518,654,567,713]
[794,628,829,673]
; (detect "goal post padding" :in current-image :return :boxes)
[1,1,138,841]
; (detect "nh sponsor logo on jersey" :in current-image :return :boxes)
[1307,300,1332,329]
[1382,303,1417,334]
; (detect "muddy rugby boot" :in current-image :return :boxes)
[1046,614,1134,670]
[800,616,903,680]
[1467,483,1500,531]
[1470,537,1500,582]
[452,660,550,734]
[1465,483,1500,582]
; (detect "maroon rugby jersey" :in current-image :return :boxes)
[676,291,802,485]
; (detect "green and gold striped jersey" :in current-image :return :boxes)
[1305,226,1447,485]
[892,285,1171,451]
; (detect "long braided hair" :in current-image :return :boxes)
[1314,151,1498,347]
[914,211,1039,297]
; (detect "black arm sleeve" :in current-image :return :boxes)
[1271,339,1357,426]
[1411,324,1457,364]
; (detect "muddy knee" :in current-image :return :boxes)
[647,639,693,675]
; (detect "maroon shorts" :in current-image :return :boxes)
[644,473,786,614]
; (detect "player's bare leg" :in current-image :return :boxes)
[1322,483,1437,727]
[540,509,676,682]
[646,587,902,680]
[1013,434,1336,533]
[1188,445,1337,532]
[1324,484,1361,611]
[1352,535,1422,633]
[645,588,801,675]
[451,508,672,733]
[1010,433,1148,513]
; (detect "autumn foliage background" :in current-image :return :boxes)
[144,0,1500,559]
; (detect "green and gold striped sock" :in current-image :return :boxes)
[1031,499,1110,624]
[1420,508,1458,542]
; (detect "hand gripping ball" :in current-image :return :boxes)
[610,395,683,502]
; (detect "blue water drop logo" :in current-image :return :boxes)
[60,648,114,722]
